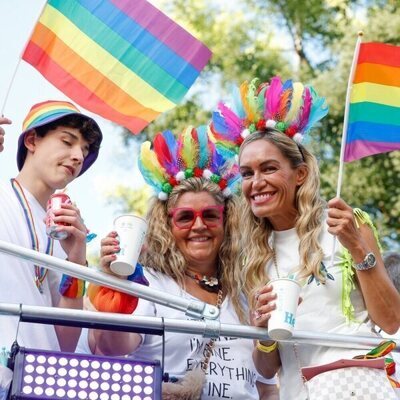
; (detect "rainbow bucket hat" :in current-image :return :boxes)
[18,100,103,176]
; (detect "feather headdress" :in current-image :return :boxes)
[138,126,240,200]
[211,76,329,155]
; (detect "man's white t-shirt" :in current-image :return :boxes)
[78,270,276,399]
[0,181,65,353]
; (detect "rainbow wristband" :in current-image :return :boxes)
[59,260,87,298]
[59,274,86,298]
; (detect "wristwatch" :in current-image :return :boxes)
[354,252,376,271]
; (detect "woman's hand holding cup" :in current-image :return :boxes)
[252,284,277,327]
[91,231,139,314]
[99,231,120,274]
[253,279,302,342]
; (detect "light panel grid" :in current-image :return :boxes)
[10,347,161,400]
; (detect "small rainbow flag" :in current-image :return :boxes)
[22,0,212,134]
[344,42,400,162]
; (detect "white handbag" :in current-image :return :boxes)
[301,357,398,400]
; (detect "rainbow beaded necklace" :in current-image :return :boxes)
[11,179,54,293]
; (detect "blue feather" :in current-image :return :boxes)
[214,149,225,171]
[282,79,293,91]
[231,85,246,119]
[214,144,237,160]
[303,87,329,133]
[196,126,210,169]
[212,111,228,134]
[162,130,178,164]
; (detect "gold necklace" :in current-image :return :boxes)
[201,288,223,372]
[272,248,280,278]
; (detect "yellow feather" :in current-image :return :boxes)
[180,126,197,168]
[247,78,260,120]
[208,125,217,143]
[285,82,304,123]
[240,81,255,122]
[140,142,167,182]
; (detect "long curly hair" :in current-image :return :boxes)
[139,177,246,321]
[238,130,326,302]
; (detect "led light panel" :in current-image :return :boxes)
[10,347,161,400]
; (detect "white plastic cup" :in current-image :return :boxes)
[268,278,301,340]
[110,214,147,276]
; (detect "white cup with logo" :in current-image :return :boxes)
[110,214,147,276]
[267,278,301,340]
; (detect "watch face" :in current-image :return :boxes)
[366,253,376,266]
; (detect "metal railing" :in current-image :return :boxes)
[0,239,398,351]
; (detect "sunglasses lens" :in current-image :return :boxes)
[174,210,195,228]
[201,208,222,226]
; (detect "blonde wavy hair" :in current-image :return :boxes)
[238,130,326,303]
[139,177,246,321]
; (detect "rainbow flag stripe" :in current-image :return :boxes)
[345,42,400,162]
[22,0,212,133]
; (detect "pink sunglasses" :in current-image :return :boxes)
[169,205,224,229]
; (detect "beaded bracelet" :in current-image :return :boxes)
[256,340,278,353]
[58,260,87,298]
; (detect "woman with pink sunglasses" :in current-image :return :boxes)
[79,126,278,399]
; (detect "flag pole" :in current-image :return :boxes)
[336,31,364,198]
[0,60,22,117]
[329,31,363,268]
[0,0,47,116]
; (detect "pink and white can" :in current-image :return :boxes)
[46,193,71,240]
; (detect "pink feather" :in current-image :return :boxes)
[153,134,178,176]
[296,87,312,131]
[218,102,243,139]
[265,76,283,120]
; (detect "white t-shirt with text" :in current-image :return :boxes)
[77,270,276,399]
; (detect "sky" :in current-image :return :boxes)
[0,0,153,255]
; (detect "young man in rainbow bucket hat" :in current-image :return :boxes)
[0,101,102,394]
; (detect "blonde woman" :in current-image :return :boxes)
[211,77,400,399]
[78,127,278,399]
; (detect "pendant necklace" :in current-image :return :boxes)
[184,269,221,293]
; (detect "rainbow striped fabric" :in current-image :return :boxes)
[22,0,212,134]
[345,42,400,162]
[22,100,81,133]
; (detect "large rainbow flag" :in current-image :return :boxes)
[22,0,212,133]
[344,42,400,162]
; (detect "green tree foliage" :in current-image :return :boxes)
[249,0,355,75]
[111,0,399,247]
